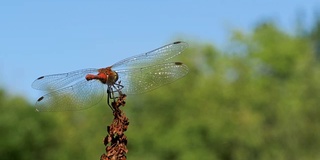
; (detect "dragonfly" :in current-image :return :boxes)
[32,41,189,112]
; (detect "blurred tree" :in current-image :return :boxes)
[309,13,320,59]
[126,22,320,160]
[0,89,111,159]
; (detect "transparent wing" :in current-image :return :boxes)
[116,62,189,94]
[35,80,105,112]
[111,41,188,69]
[32,68,98,91]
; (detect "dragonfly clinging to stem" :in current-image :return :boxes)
[32,41,189,112]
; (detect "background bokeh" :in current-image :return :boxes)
[1,1,320,160]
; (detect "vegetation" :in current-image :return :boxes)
[1,20,320,160]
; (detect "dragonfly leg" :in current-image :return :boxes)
[114,81,124,93]
[107,81,126,110]
[107,87,115,111]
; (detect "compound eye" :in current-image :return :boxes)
[114,72,119,83]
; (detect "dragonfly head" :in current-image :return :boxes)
[97,67,119,86]
[107,70,119,85]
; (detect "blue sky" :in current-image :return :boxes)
[0,1,319,102]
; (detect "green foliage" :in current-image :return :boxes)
[0,91,111,159]
[126,23,320,160]
[2,21,320,160]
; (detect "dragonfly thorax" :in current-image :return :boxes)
[85,67,119,85]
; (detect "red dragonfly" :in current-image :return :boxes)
[32,41,189,112]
